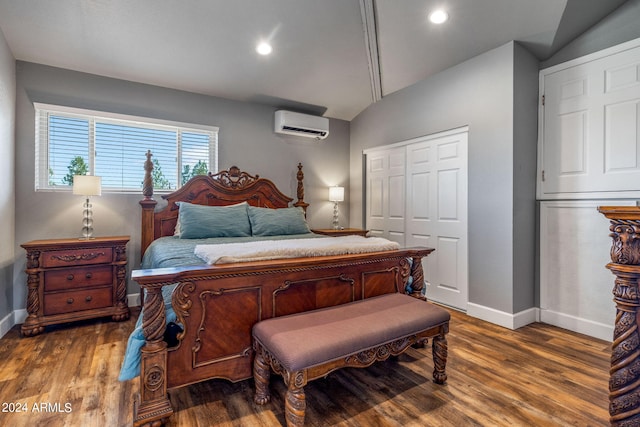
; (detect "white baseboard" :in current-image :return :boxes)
[467,303,539,330]
[467,303,613,342]
[0,309,27,339]
[14,308,27,324]
[128,293,141,307]
[0,311,14,338]
[540,309,613,342]
[0,293,142,340]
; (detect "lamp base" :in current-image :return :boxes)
[332,201,340,230]
[80,197,95,240]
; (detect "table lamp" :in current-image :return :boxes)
[329,186,344,230]
[73,175,102,239]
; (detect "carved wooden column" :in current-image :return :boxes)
[113,242,130,321]
[22,248,44,336]
[599,206,640,426]
[409,256,427,300]
[133,282,173,427]
[140,150,157,260]
[293,162,309,214]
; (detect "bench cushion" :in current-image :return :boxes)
[253,293,450,371]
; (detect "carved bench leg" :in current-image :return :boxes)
[253,350,271,405]
[432,332,448,384]
[285,384,306,427]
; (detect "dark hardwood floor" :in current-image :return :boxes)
[0,306,610,426]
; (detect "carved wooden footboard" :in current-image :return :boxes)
[132,247,433,427]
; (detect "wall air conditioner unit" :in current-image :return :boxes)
[274,110,329,140]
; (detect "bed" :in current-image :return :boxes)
[129,150,434,427]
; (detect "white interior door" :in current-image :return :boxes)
[365,128,468,310]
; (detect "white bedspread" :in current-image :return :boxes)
[194,235,400,265]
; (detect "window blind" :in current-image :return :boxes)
[35,104,218,193]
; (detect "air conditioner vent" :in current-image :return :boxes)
[282,126,328,137]
[275,110,329,140]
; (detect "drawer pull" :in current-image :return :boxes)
[85,273,93,279]
[67,274,74,281]
[85,296,93,302]
[67,298,74,304]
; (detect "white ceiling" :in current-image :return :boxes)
[0,0,629,120]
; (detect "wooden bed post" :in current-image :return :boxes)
[598,206,640,426]
[140,150,157,259]
[134,282,173,427]
[409,256,427,300]
[293,162,309,214]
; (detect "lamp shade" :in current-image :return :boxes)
[73,175,102,196]
[329,186,344,202]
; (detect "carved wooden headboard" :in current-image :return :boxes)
[139,150,308,257]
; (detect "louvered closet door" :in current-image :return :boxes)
[405,131,468,310]
[365,147,406,245]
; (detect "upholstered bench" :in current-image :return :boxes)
[252,293,450,427]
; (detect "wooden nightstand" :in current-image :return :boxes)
[20,236,130,336]
[311,228,369,237]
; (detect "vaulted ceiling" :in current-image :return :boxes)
[0,0,630,120]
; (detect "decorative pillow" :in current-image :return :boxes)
[248,206,310,236]
[177,202,251,239]
[174,201,248,236]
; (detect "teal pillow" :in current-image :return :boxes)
[248,206,310,236]
[177,202,251,238]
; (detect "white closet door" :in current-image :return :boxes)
[540,42,640,197]
[406,131,468,310]
[365,147,406,245]
[365,128,468,310]
[537,39,640,339]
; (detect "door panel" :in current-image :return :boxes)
[365,148,406,242]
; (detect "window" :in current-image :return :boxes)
[35,103,218,193]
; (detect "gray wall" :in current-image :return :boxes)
[512,43,540,312]
[350,42,539,314]
[13,62,350,311]
[0,28,15,322]
[542,0,640,69]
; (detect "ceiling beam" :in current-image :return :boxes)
[359,0,383,103]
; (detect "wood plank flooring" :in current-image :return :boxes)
[0,306,611,427]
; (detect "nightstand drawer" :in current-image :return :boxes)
[43,287,113,316]
[41,247,113,268]
[44,265,113,292]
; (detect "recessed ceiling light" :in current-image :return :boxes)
[256,42,273,55]
[429,10,449,24]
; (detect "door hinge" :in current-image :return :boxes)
[542,170,545,182]
[541,94,545,106]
